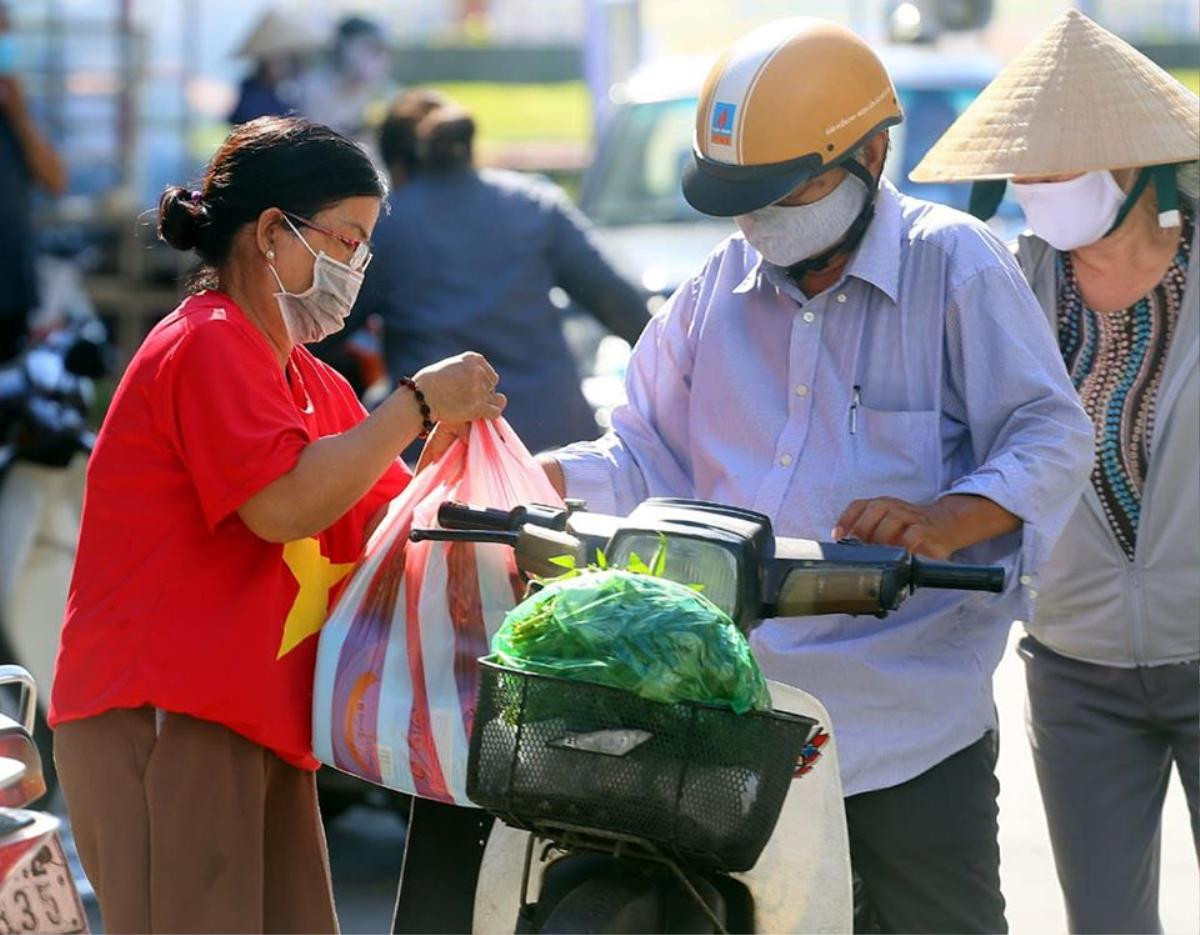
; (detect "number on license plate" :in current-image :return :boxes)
[0,836,88,934]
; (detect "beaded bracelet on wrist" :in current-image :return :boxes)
[397,376,436,438]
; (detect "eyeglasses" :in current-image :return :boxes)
[283,211,372,271]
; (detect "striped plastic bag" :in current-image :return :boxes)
[312,418,563,804]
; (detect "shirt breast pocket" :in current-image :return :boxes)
[848,406,943,505]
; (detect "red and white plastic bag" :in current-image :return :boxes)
[312,419,563,804]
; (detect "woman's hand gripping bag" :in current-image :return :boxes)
[313,419,563,804]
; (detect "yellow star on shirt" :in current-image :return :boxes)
[277,538,355,660]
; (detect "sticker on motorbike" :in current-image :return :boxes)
[548,728,654,757]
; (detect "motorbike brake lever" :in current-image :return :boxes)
[409,528,520,546]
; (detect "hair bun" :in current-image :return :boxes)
[157,185,205,252]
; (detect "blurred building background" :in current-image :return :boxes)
[12,0,1198,223]
[5,0,1199,369]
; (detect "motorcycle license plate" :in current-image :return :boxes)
[0,834,87,934]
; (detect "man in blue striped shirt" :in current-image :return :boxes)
[540,19,1093,933]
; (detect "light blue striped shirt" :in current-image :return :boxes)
[555,180,1093,795]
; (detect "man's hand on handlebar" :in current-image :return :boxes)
[832,494,1020,560]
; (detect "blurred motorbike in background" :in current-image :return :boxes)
[0,252,111,802]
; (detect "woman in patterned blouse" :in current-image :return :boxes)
[912,11,1199,934]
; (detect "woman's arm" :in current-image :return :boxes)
[239,353,503,542]
[238,388,424,542]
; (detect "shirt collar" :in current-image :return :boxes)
[733,253,766,294]
[732,178,903,303]
[841,178,901,302]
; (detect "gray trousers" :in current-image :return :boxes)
[1020,635,1199,935]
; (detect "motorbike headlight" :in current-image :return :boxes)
[0,717,43,809]
[0,667,45,808]
[608,533,740,619]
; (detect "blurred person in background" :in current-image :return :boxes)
[378,88,448,187]
[228,7,323,125]
[301,14,394,145]
[50,116,504,934]
[356,97,649,458]
[914,11,1199,934]
[312,88,448,396]
[0,0,67,362]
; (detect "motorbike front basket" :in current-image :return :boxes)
[466,658,817,872]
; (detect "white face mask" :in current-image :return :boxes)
[268,217,365,345]
[735,173,868,267]
[1011,171,1127,251]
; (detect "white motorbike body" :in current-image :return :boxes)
[0,458,86,701]
[473,680,853,933]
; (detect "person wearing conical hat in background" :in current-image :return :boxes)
[228,8,324,126]
[913,10,1199,934]
[538,17,1095,933]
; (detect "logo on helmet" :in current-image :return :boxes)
[711,102,736,145]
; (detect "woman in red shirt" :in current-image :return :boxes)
[50,117,504,934]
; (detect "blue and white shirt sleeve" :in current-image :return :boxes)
[941,251,1095,605]
[554,275,701,516]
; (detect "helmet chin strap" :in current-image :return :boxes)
[785,156,882,282]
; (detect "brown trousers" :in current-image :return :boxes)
[55,708,338,934]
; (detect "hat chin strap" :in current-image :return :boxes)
[969,163,1182,231]
[785,158,880,281]
[1106,163,1182,233]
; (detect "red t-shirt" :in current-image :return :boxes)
[50,291,410,769]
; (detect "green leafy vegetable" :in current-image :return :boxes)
[492,569,772,714]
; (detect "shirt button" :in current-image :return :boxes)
[779,454,794,467]
[1019,575,1033,586]
[836,293,847,303]
[1029,589,1039,600]
[802,311,816,323]
[795,384,809,397]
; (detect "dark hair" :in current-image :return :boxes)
[157,116,385,273]
[379,89,448,175]
[337,14,385,44]
[334,14,385,65]
[421,107,476,174]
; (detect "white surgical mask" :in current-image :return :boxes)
[268,217,364,345]
[1011,171,1127,251]
[735,173,868,267]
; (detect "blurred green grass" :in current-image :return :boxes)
[194,81,593,166]
[1172,70,1199,93]
[428,81,591,143]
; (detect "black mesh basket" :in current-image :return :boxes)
[467,659,818,872]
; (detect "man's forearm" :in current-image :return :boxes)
[934,494,1021,554]
[537,454,566,499]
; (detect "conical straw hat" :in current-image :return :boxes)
[234,8,325,60]
[910,9,1199,182]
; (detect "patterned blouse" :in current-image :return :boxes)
[1057,209,1193,560]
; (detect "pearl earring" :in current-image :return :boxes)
[266,250,275,260]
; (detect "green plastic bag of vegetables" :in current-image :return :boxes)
[491,569,771,713]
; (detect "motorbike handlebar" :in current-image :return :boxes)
[437,502,520,532]
[910,558,1005,594]
[414,503,1008,621]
